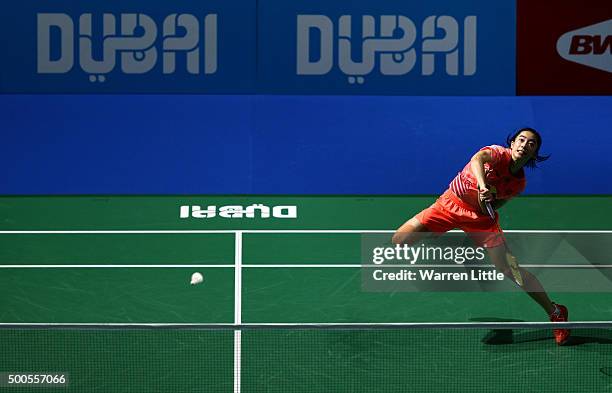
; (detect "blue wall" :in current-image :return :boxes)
[3,95,610,194]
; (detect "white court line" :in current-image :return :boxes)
[234,231,242,393]
[0,264,610,269]
[243,229,612,234]
[0,230,238,234]
[246,264,612,268]
[0,265,235,268]
[0,321,608,328]
[1,229,612,234]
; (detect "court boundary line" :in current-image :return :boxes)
[234,231,242,393]
[1,229,612,234]
[0,321,608,329]
[0,264,609,268]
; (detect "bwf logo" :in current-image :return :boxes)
[556,19,612,73]
[297,14,477,84]
[37,13,218,82]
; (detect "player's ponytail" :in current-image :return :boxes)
[506,127,550,169]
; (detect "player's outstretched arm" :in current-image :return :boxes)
[470,150,494,201]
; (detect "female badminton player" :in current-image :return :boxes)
[392,127,570,345]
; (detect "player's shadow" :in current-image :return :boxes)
[470,317,524,345]
[561,334,612,346]
[470,317,612,346]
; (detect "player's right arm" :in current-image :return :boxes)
[470,150,494,202]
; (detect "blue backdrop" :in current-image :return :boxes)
[0,0,514,95]
[0,0,256,93]
[2,95,610,194]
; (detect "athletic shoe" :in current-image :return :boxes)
[549,303,570,345]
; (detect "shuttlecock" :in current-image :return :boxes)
[190,272,204,285]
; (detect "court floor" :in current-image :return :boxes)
[1,196,611,392]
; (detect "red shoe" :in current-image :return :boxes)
[549,303,570,345]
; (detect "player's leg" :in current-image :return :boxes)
[392,198,459,245]
[393,191,463,245]
[464,218,556,312]
[485,245,554,312]
[392,216,430,245]
[465,217,571,345]
[486,245,570,345]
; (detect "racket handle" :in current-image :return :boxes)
[485,201,495,220]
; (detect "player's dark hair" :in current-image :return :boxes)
[506,127,550,169]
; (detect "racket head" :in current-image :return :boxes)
[505,252,524,286]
